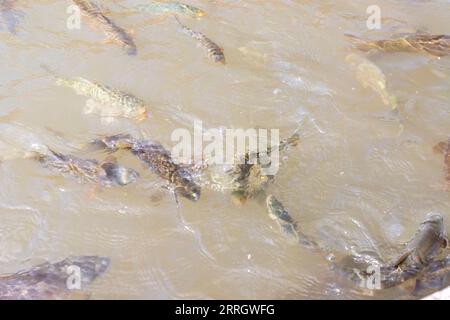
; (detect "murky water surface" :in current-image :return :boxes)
[0,0,449,299]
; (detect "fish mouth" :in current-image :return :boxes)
[176,186,201,201]
[424,213,444,225]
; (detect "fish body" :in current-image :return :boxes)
[413,255,450,297]
[346,33,450,57]
[346,53,398,111]
[433,138,450,188]
[73,0,137,55]
[175,17,225,63]
[38,149,139,186]
[334,214,448,290]
[227,132,300,205]
[43,65,147,121]
[134,2,206,18]
[266,195,316,248]
[0,256,110,300]
[92,134,201,201]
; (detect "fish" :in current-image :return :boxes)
[41,65,148,122]
[334,214,448,290]
[175,16,225,64]
[266,194,316,249]
[413,254,450,297]
[0,0,23,34]
[0,256,110,300]
[38,149,139,186]
[91,134,201,201]
[346,33,450,57]
[433,138,450,189]
[346,53,398,112]
[131,2,206,18]
[228,132,300,205]
[72,0,137,55]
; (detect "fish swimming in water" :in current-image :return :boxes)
[266,194,316,249]
[72,0,137,55]
[346,53,398,112]
[129,2,206,18]
[413,255,450,297]
[433,138,450,190]
[346,33,450,57]
[41,65,148,122]
[37,149,139,186]
[228,131,300,205]
[174,16,225,64]
[0,0,23,34]
[0,256,110,300]
[334,214,448,290]
[91,134,201,201]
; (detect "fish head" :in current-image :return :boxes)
[101,162,140,186]
[423,213,445,229]
[213,53,226,64]
[175,177,201,201]
[91,134,134,152]
[180,4,206,18]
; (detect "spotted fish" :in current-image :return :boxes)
[42,65,148,122]
[175,16,225,64]
[266,195,316,249]
[0,256,110,300]
[72,0,137,55]
[38,149,139,186]
[346,53,398,112]
[228,132,300,205]
[91,134,201,201]
[346,33,450,57]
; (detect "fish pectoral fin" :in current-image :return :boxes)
[391,250,412,269]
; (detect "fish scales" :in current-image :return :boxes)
[176,17,225,63]
[72,0,137,55]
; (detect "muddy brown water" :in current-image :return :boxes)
[0,0,449,299]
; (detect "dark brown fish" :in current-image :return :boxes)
[175,17,225,63]
[92,134,201,201]
[346,33,450,57]
[433,138,450,189]
[73,0,137,55]
[334,214,448,290]
[0,256,110,300]
[413,255,450,297]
